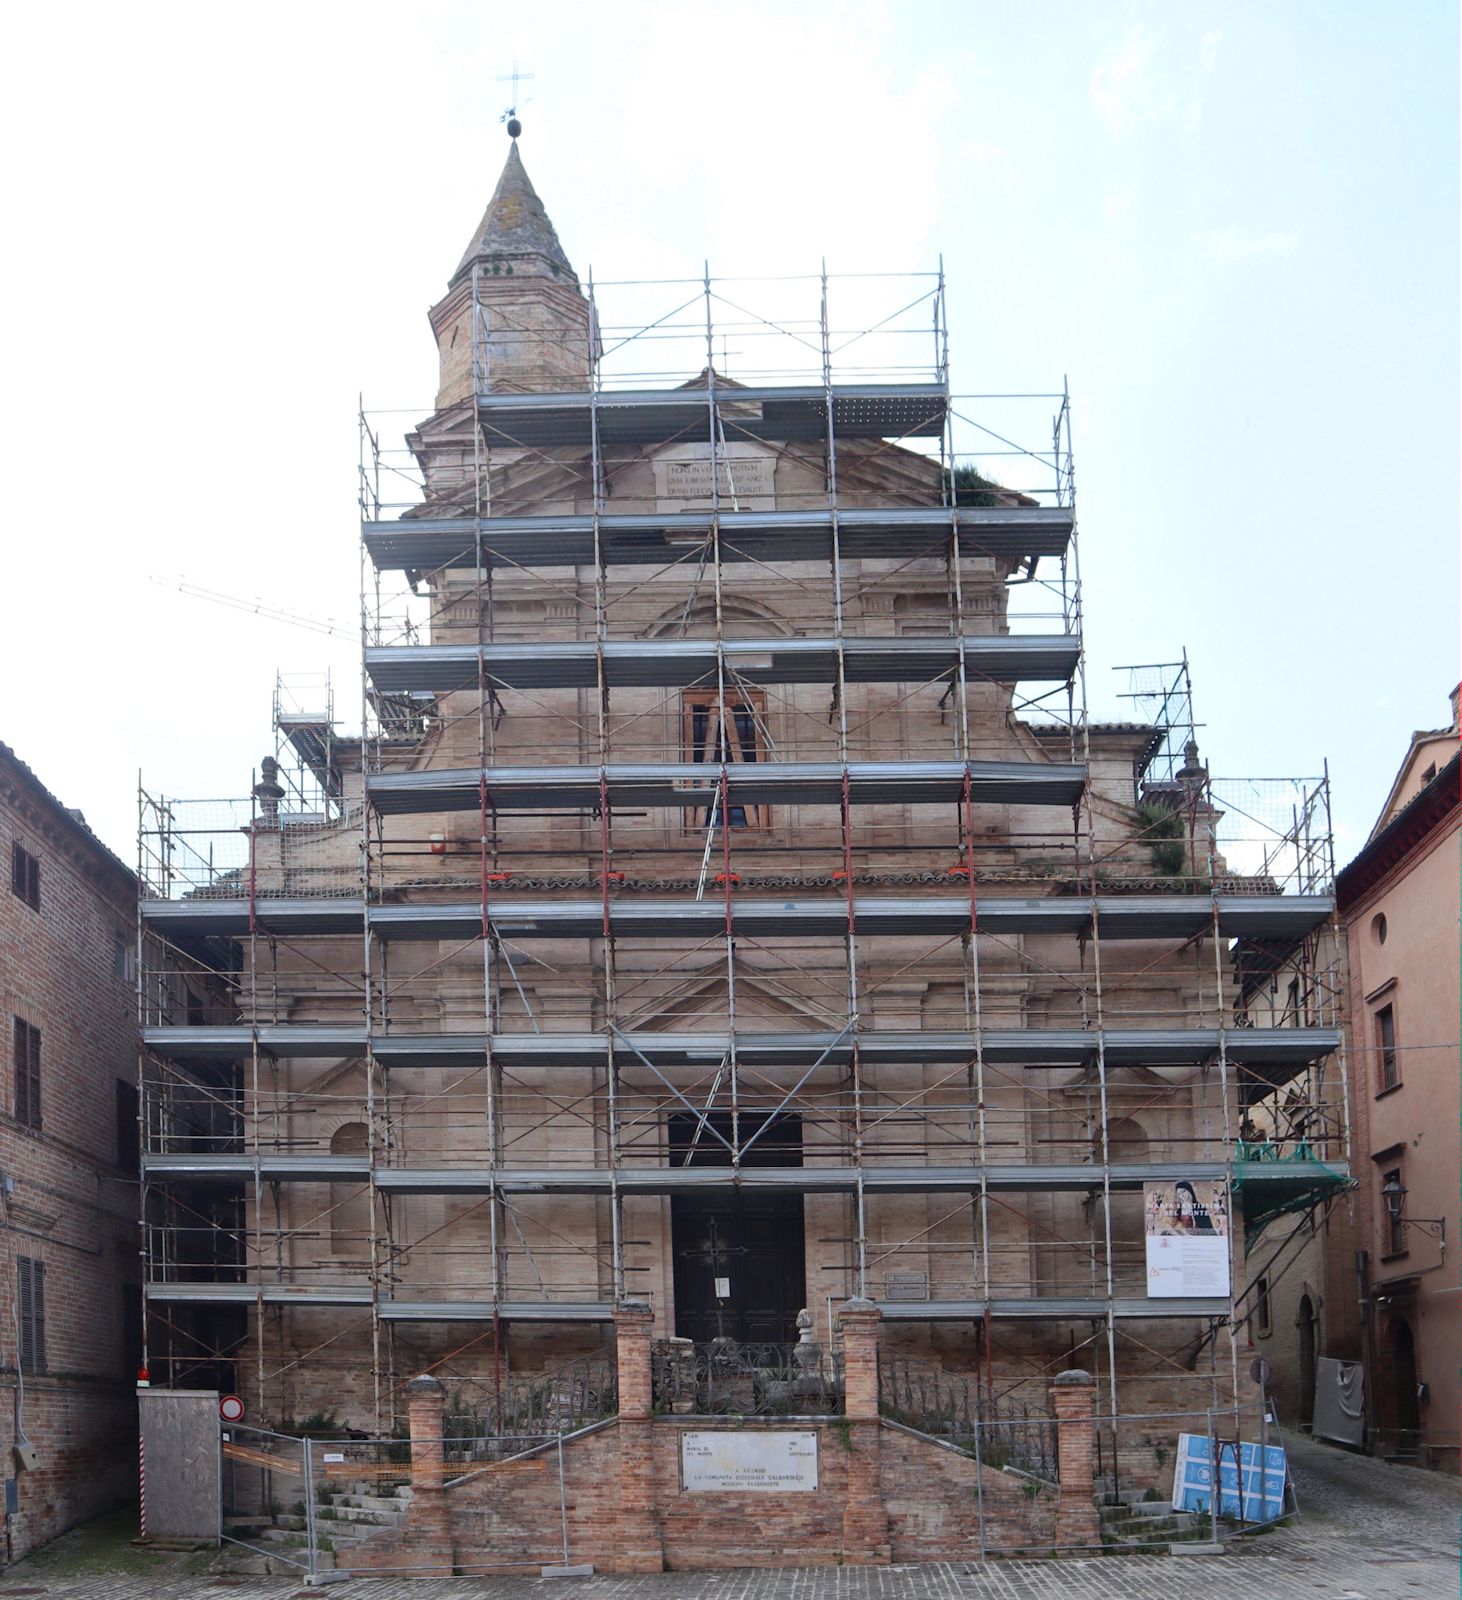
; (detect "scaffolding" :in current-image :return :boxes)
[137,256,1349,1472]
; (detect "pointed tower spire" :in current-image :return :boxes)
[451,134,576,288]
[425,121,592,409]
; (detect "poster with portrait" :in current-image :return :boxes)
[1143,1179,1231,1298]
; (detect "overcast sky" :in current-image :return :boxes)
[1,0,1456,869]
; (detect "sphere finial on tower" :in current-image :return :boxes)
[498,61,532,142]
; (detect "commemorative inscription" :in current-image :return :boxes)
[680,1430,819,1492]
[652,448,776,508]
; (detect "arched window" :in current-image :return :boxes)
[330,1122,369,1257]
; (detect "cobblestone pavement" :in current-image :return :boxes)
[2,1434,1455,1599]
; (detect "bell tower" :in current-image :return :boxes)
[427,128,592,407]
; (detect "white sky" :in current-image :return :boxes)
[0,0,1456,868]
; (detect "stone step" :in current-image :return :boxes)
[336,1490,413,1513]
[314,1503,408,1527]
[1100,1499,1177,1520]
[258,1519,396,1548]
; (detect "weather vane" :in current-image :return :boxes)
[498,63,534,139]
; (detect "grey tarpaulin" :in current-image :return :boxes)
[1313,1357,1365,1446]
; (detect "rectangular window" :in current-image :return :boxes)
[681,689,768,830]
[10,843,39,912]
[116,1078,140,1175]
[1254,1275,1272,1337]
[1375,1003,1399,1091]
[113,933,136,984]
[12,1018,40,1131]
[17,1258,46,1375]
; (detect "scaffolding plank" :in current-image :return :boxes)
[138,892,1335,942]
[139,889,1330,947]
[144,1283,373,1307]
[362,506,1075,573]
[472,383,948,449]
[140,1024,1338,1069]
[142,1025,367,1060]
[877,1296,1234,1321]
[367,894,1336,943]
[140,1283,1226,1320]
[143,1154,1344,1196]
[139,897,363,937]
[366,758,1087,815]
[363,1025,1339,1071]
[363,634,1082,694]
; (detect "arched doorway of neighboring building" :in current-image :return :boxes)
[1388,1315,1420,1442]
[1297,1293,1316,1426]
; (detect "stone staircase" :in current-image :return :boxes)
[223,1481,412,1575]
[1096,1480,1213,1553]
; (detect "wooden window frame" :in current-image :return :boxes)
[680,688,770,832]
[10,842,39,912]
[1374,1001,1400,1094]
[12,1017,40,1132]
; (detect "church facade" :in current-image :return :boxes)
[139,136,1347,1535]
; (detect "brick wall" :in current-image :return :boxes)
[0,750,145,1559]
[352,1415,1062,1576]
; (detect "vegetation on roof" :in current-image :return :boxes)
[947,463,1010,507]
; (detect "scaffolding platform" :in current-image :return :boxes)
[363,634,1082,694]
[365,758,1088,814]
[470,382,948,448]
[140,1024,1339,1076]
[362,506,1076,573]
[138,892,1336,941]
[141,1153,1341,1200]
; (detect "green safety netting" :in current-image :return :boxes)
[1233,1140,1353,1246]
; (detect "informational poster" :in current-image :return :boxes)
[1172,1432,1286,1520]
[680,1430,818,1492]
[1144,1179,1231,1297]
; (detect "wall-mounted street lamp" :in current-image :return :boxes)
[1380,1177,1447,1253]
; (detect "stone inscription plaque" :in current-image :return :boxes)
[680,1429,819,1492]
[655,453,776,505]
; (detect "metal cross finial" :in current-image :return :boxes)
[498,63,535,136]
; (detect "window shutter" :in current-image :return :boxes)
[17,1258,45,1375]
[29,1026,40,1131]
[34,1261,47,1374]
[13,1022,40,1132]
[13,1018,29,1128]
[9,846,39,911]
[17,1260,31,1372]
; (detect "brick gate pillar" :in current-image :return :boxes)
[838,1297,891,1564]
[613,1300,664,1573]
[1049,1369,1100,1549]
[402,1373,453,1574]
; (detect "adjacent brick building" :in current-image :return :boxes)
[0,743,144,1561]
